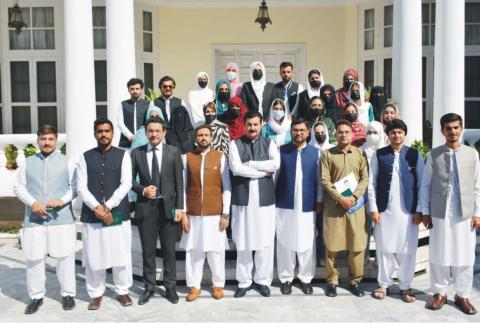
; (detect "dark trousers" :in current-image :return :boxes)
[315,211,325,261]
[137,201,177,290]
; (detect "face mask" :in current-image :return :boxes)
[230,108,241,118]
[272,110,285,121]
[204,114,215,124]
[226,71,237,81]
[311,109,322,118]
[323,94,333,104]
[198,80,208,88]
[218,92,230,101]
[252,69,263,81]
[309,80,321,88]
[315,134,327,144]
[366,133,380,144]
[344,79,354,89]
[346,112,357,122]
[351,91,361,100]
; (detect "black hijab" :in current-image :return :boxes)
[320,84,340,123]
[165,105,195,153]
[370,86,388,122]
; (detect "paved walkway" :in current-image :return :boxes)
[0,239,479,322]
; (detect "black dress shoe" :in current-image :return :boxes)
[300,282,313,295]
[280,281,292,295]
[349,282,366,297]
[256,284,271,297]
[165,287,179,304]
[138,289,155,305]
[325,283,337,297]
[234,285,252,298]
[25,298,43,314]
[61,296,75,310]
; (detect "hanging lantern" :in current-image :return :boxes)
[255,0,272,32]
[8,1,27,33]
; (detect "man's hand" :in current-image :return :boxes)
[32,201,48,217]
[371,211,381,224]
[422,215,432,229]
[94,204,108,220]
[46,199,64,208]
[413,212,423,225]
[103,212,113,225]
[128,136,134,142]
[339,196,356,210]
[219,215,229,231]
[316,203,323,215]
[471,216,480,231]
[143,185,157,199]
[181,215,190,233]
[175,210,185,222]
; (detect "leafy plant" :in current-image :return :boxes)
[23,144,37,158]
[411,139,430,160]
[0,226,20,234]
[145,88,160,101]
[4,144,18,169]
[474,139,480,157]
[60,143,66,155]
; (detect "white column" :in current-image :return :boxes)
[64,0,97,160]
[392,0,423,143]
[432,0,465,147]
[106,0,136,146]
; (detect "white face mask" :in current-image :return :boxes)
[226,71,237,81]
[272,110,285,121]
[366,133,380,144]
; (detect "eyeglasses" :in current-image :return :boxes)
[292,129,307,133]
[162,85,174,89]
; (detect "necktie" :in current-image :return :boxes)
[151,147,161,189]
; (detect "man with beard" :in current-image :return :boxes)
[336,69,359,109]
[77,118,133,310]
[274,62,304,113]
[117,78,150,149]
[320,84,341,123]
[228,111,280,298]
[180,125,231,301]
[370,86,388,122]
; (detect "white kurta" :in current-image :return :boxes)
[419,148,480,267]
[368,151,420,254]
[180,153,231,252]
[228,139,280,251]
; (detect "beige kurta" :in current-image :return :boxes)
[321,145,369,252]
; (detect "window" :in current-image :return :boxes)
[364,9,375,50]
[465,56,480,128]
[364,60,374,90]
[383,58,392,99]
[92,6,106,49]
[37,62,56,102]
[9,7,55,50]
[12,106,31,133]
[96,105,107,119]
[144,63,154,94]
[422,3,435,46]
[143,11,153,52]
[10,61,30,102]
[466,3,480,45]
[38,106,57,128]
[95,61,107,118]
[384,5,393,48]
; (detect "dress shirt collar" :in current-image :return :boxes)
[147,142,163,152]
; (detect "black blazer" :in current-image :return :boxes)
[131,143,184,221]
[241,81,276,117]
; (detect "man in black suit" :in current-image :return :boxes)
[130,116,185,305]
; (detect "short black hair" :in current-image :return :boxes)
[37,124,58,137]
[279,61,293,70]
[195,124,212,136]
[126,78,144,89]
[146,116,166,131]
[308,69,321,79]
[159,75,176,88]
[291,118,309,130]
[94,117,113,132]
[385,118,408,135]
[243,111,263,124]
[440,113,463,129]
[335,119,352,130]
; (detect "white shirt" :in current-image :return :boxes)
[14,151,76,207]
[146,142,163,177]
[228,138,280,178]
[116,99,141,139]
[76,148,132,211]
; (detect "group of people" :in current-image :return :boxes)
[14,61,480,318]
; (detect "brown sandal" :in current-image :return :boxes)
[400,289,416,303]
[371,287,389,300]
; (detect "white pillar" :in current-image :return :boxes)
[392,0,423,143]
[106,0,136,146]
[64,0,97,160]
[432,0,465,147]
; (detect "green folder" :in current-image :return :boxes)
[102,211,123,227]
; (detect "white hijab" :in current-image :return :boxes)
[348,81,370,127]
[306,69,325,99]
[309,121,334,154]
[267,99,291,146]
[250,61,267,110]
[187,71,214,127]
[360,121,386,164]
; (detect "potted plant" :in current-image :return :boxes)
[4,144,18,170]
[23,144,37,158]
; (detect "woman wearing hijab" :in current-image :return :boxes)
[360,121,386,165]
[370,86,388,122]
[293,69,325,119]
[348,81,374,127]
[203,101,230,155]
[225,62,243,97]
[165,104,195,154]
[241,61,275,117]
[261,99,292,149]
[320,84,341,123]
[336,68,359,109]
[214,80,232,117]
[307,96,336,144]
[187,72,215,128]
[380,103,400,144]
[131,105,164,149]
[343,102,367,147]
[220,96,247,141]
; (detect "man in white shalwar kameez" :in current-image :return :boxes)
[76,118,133,310]
[367,119,424,302]
[228,111,280,298]
[420,113,480,315]
[15,125,77,314]
[180,125,231,301]
[275,119,321,295]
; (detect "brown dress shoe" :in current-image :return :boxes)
[426,293,447,310]
[186,288,202,302]
[88,296,103,310]
[454,295,477,315]
[212,287,224,300]
[117,294,133,307]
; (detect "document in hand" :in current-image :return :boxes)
[333,172,364,214]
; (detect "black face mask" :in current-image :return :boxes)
[309,80,321,88]
[230,108,241,118]
[218,92,230,101]
[198,80,208,88]
[315,134,327,144]
[322,94,333,104]
[345,112,357,122]
[344,80,354,89]
[205,114,215,124]
[252,69,263,81]
[311,109,323,118]
[351,91,361,100]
